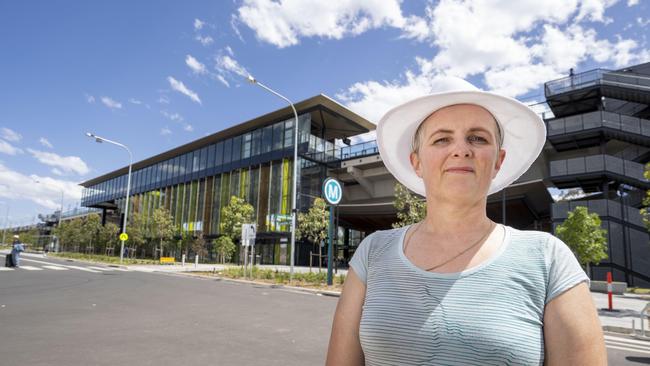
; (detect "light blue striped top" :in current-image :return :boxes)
[349,224,590,366]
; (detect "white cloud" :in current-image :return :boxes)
[183,124,194,132]
[236,0,429,48]
[39,137,54,148]
[0,139,23,155]
[339,0,650,119]
[216,74,230,87]
[194,18,205,30]
[195,35,214,46]
[1,127,22,142]
[627,0,639,5]
[0,162,82,210]
[85,93,96,103]
[101,96,122,109]
[161,111,184,122]
[51,168,63,176]
[27,148,90,175]
[161,127,172,136]
[186,55,207,74]
[167,76,201,104]
[158,96,170,104]
[129,98,142,105]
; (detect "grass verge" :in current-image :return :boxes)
[192,266,345,292]
[50,252,159,265]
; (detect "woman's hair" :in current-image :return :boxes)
[410,107,504,154]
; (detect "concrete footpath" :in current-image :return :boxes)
[7,251,649,338]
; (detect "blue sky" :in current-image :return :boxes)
[0,0,648,227]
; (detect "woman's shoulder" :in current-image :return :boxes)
[505,226,567,256]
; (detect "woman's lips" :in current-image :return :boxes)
[445,167,474,173]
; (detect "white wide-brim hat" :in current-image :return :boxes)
[377,77,546,196]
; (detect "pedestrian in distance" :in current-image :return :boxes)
[326,77,606,365]
[11,234,25,268]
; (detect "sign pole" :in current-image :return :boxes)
[327,204,334,286]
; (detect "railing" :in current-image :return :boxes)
[340,140,379,160]
[552,198,645,228]
[546,110,650,137]
[545,68,650,97]
[549,154,648,183]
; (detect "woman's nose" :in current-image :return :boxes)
[451,141,472,157]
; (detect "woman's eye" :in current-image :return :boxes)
[468,135,487,143]
[433,137,448,144]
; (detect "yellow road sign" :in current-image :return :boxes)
[119,233,128,241]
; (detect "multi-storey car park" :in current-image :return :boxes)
[79,63,650,286]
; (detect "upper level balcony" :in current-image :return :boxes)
[549,154,650,191]
[545,68,650,118]
[546,110,650,152]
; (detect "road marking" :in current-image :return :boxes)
[109,267,130,272]
[131,267,155,272]
[64,265,101,273]
[20,265,43,271]
[606,344,650,355]
[0,267,13,271]
[605,334,650,347]
[88,266,114,271]
[42,265,68,271]
[606,339,650,351]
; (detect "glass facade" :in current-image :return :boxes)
[83,114,311,242]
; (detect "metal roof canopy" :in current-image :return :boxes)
[81,94,374,187]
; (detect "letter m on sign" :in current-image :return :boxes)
[326,183,340,202]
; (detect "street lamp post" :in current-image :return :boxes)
[86,132,133,264]
[246,75,299,282]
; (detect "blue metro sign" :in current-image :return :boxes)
[322,178,343,205]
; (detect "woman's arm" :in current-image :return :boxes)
[543,282,607,365]
[326,268,366,366]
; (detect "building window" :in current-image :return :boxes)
[262,125,273,154]
[243,132,252,159]
[232,135,242,163]
[223,139,232,164]
[207,144,215,169]
[273,122,283,151]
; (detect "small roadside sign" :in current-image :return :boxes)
[241,224,256,246]
[119,233,128,241]
[323,178,343,205]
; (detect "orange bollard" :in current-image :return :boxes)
[607,272,613,311]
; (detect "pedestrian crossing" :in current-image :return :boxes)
[1,261,134,273]
[605,334,650,355]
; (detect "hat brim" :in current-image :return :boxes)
[377,90,546,196]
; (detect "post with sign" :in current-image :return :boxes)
[241,223,256,278]
[323,178,342,286]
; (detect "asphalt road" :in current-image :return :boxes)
[1,254,649,365]
[0,255,338,366]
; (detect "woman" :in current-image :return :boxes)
[326,78,606,365]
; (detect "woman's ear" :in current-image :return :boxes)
[493,148,506,178]
[410,151,422,178]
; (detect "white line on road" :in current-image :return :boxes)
[606,344,650,355]
[42,265,69,271]
[604,334,650,347]
[64,266,101,273]
[109,267,130,272]
[0,267,13,271]
[88,266,114,271]
[20,266,43,271]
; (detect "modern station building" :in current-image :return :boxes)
[81,62,650,286]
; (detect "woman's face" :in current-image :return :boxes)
[409,104,506,203]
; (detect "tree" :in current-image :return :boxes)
[191,233,208,261]
[392,183,426,228]
[555,206,608,273]
[213,236,236,263]
[98,222,120,255]
[126,212,148,257]
[81,214,103,253]
[297,197,328,245]
[220,196,255,243]
[151,207,175,258]
[297,197,329,268]
[640,163,650,231]
[19,228,39,247]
